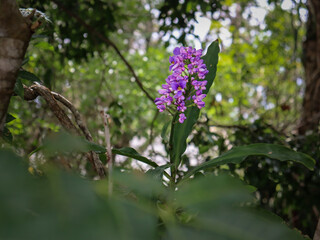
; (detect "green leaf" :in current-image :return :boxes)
[1,126,13,143]
[42,131,106,155]
[0,149,158,240]
[146,164,172,181]
[35,41,54,51]
[28,146,43,158]
[170,40,220,167]
[84,140,106,153]
[31,131,107,158]
[112,147,158,168]
[99,153,107,163]
[18,70,41,83]
[113,170,165,197]
[169,174,306,240]
[161,120,171,141]
[5,113,16,123]
[14,78,24,99]
[181,143,315,182]
[176,174,254,210]
[202,40,220,95]
[167,208,306,240]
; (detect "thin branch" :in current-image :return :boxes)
[52,0,154,103]
[52,92,93,141]
[25,84,80,134]
[24,84,106,177]
[100,111,113,196]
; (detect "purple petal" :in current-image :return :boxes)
[171,82,179,90]
[174,91,183,99]
[180,80,187,89]
[173,47,181,55]
[158,89,169,94]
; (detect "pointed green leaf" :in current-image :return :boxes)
[112,147,158,168]
[181,143,315,183]
[146,164,172,181]
[84,140,106,153]
[18,70,41,83]
[5,113,16,123]
[170,40,220,167]
[161,120,171,141]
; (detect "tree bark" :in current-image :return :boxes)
[0,0,34,134]
[299,0,320,134]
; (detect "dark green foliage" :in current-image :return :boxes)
[18,0,118,61]
[227,122,320,237]
[0,150,158,240]
[0,149,309,240]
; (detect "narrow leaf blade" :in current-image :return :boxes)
[18,70,41,83]
[112,147,158,168]
[181,143,315,182]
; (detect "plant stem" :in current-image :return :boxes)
[101,110,113,197]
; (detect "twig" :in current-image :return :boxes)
[26,84,80,134]
[52,0,154,103]
[100,110,113,196]
[52,92,93,141]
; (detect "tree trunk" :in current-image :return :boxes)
[0,0,34,134]
[299,0,320,134]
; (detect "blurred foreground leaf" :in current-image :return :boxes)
[0,149,158,240]
[170,174,306,240]
[38,131,105,156]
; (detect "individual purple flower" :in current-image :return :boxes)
[179,113,186,123]
[154,46,209,123]
[192,94,206,109]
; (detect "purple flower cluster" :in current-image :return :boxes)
[155,46,209,123]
